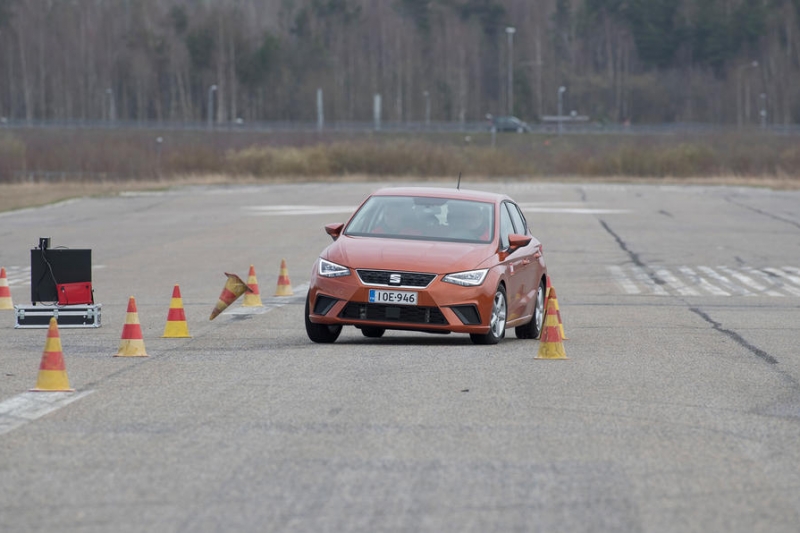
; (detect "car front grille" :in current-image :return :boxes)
[339,302,447,325]
[356,269,436,288]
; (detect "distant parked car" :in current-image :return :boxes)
[491,116,531,133]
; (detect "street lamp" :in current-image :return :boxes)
[506,27,516,116]
[759,93,767,129]
[106,88,116,122]
[736,61,758,128]
[207,84,217,129]
[423,90,430,127]
[557,86,566,135]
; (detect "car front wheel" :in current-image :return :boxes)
[305,293,342,343]
[470,285,507,345]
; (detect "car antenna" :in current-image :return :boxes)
[457,172,462,190]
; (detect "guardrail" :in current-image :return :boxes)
[2,118,799,135]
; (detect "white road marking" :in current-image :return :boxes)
[655,268,700,296]
[0,390,94,436]
[630,265,668,296]
[243,205,630,216]
[608,266,640,294]
[763,268,800,289]
[747,268,800,297]
[698,266,754,296]
[678,267,730,296]
[222,283,309,316]
[717,266,783,296]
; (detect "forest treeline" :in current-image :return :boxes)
[1,0,798,126]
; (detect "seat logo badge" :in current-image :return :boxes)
[389,273,402,285]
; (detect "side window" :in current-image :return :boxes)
[499,203,514,250]
[506,202,528,235]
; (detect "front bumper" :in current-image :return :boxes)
[307,269,496,334]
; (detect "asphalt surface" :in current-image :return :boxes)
[1,181,799,533]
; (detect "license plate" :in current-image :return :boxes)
[369,289,418,306]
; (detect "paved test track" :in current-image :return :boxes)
[0,181,799,532]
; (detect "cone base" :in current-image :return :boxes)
[535,343,568,360]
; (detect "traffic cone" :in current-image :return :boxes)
[115,296,148,357]
[274,259,293,296]
[31,318,74,391]
[535,291,567,360]
[163,284,191,338]
[210,272,253,320]
[242,265,263,307]
[547,286,568,340]
[0,267,13,310]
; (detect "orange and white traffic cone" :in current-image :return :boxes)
[242,265,263,307]
[0,267,13,310]
[274,259,293,297]
[163,284,191,338]
[115,296,148,357]
[548,286,568,340]
[31,317,74,391]
[535,291,567,360]
[210,272,253,320]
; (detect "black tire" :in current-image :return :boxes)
[360,327,386,338]
[515,279,546,340]
[305,293,342,343]
[470,285,507,345]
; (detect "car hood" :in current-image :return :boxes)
[325,236,495,274]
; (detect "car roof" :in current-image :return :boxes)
[370,186,511,204]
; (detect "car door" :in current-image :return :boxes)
[503,201,540,322]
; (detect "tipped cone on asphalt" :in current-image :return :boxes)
[210,272,253,320]
[274,259,293,297]
[535,292,568,360]
[31,318,74,391]
[163,284,191,338]
[115,296,148,357]
[0,267,13,310]
[242,265,263,307]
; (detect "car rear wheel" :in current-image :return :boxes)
[360,327,385,338]
[515,279,546,340]
[470,285,507,345]
[305,293,342,343]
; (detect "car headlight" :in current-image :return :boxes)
[442,269,488,287]
[318,258,350,278]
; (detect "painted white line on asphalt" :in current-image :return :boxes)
[718,266,783,297]
[0,390,94,436]
[243,205,630,216]
[747,268,800,297]
[698,266,754,296]
[678,267,730,296]
[630,265,668,296]
[608,266,640,294]
[655,268,700,296]
[763,268,800,290]
[222,284,309,316]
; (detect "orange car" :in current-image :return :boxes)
[305,187,548,344]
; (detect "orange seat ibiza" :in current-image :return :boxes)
[305,187,548,345]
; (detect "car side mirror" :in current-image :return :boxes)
[325,223,345,241]
[501,233,533,257]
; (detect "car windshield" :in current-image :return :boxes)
[344,195,494,243]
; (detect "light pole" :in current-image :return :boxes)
[557,86,566,136]
[506,27,516,116]
[423,90,430,128]
[736,61,757,129]
[207,84,217,130]
[759,93,767,129]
